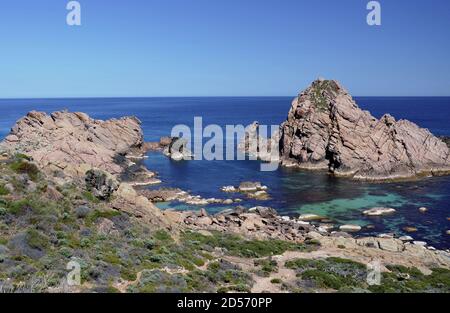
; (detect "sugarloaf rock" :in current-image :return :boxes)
[279,79,450,180]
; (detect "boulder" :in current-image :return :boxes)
[239,181,262,192]
[339,225,362,233]
[363,207,396,216]
[96,218,119,236]
[377,238,404,252]
[111,183,166,225]
[162,137,193,161]
[0,111,144,179]
[298,214,323,222]
[249,206,278,219]
[221,186,237,192]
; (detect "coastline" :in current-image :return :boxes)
[0,110,449,293]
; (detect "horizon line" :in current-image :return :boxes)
[1,95,450,101]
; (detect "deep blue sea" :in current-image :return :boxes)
[0,97,449,249]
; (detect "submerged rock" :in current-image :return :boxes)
[403,226,418,233]
[298,214,324,222]
[363,207,396,216]
[278,79,450,181]
[339,225,362,233]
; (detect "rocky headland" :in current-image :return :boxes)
[242,79,450,181]
[0,110,449,293]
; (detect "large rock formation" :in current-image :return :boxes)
[279,79,450,180]
[0,111,145,179]
[0,110,169,227]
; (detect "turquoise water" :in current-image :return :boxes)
[0,97,449,248]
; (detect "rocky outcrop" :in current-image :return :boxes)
[238,122,280,163]
[85,169,119,200]
[279,79,450,180]
[0,111,146,180]
[162,137,193,161]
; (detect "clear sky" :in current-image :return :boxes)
[0,0,449,98]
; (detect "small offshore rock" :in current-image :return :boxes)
[419,207,428,213]
[298,214,323,222]
[221,186,237,192]
[223,199,234,205]
[238,181,262,192]
[403,226,418,233]
[363,207,396,216]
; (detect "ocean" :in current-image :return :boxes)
[0,97,449,249]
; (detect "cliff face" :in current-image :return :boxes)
[0,111,144,179]
[280,79,450,180]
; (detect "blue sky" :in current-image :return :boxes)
[0,0,449,97]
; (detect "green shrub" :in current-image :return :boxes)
[0,184,9,196]
[14,153,32,161]
[182,231,312,258]
[254,258,278,277]
[153,230,173,243]
[85,209,120,225]
[121,268,137,281]
[82,191,100,204]
[26,229,50,251]
[286,257,367,291]
[7,198,34,215]
[9,160,40,181]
